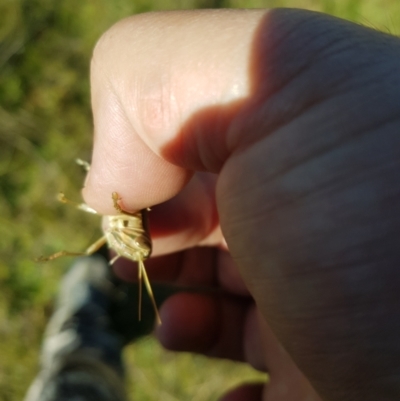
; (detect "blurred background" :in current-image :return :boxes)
[0,0,399,400]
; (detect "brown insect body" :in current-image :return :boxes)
[37,177,161,324]
[105,205,160,325]
[107,210,152,262]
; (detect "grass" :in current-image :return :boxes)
[0,0,399,400]
[125,338,267,401]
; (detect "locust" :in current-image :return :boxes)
[37,160,161,324]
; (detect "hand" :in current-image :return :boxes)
[83,8,400,401]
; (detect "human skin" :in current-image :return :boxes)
[83,8,400,401]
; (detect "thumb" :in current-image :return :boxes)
[84,8,265,213]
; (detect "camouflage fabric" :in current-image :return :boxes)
[24,250,178,401]
[25,255,129,401]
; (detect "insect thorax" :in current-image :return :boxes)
[106,212,152,261]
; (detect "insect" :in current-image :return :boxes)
[37,160,161,324]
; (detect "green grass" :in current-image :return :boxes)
[0,0,399,400]
[125,338,266,401]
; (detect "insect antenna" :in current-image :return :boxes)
[139,259,161,325]
[138,258,143,321]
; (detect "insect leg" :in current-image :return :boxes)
[76,158,91,172]
[36,251,88,262]
[109,254,121,265]
[84,235,108,254]
[58,192,97,214]
[36,236,107,262]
